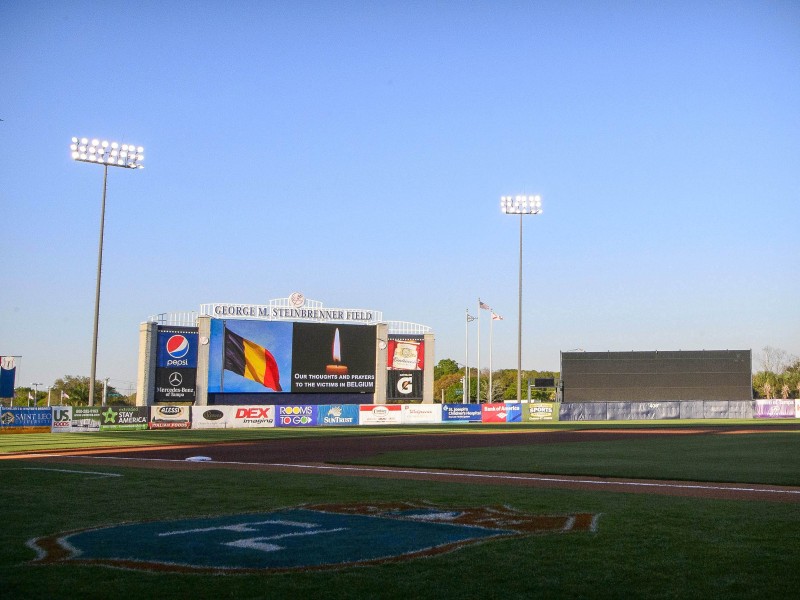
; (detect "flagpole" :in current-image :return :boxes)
[464,309,469,403]
[489,316,493,402]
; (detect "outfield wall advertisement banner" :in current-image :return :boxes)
[318,404,359,426]
[51,406,72,433]
[0,407,51,433]
[191,406,234,429]
[481,403,521,423]
[755,399,796,419]
[277,405,317,427]
[71,407,102,432]
[401,403,442,424]
[99,407,149,431]
[522,403,560,422]
[149,405,191,429]
[208,319,376,395]
[360,404,402,425]
[441,404,482,423]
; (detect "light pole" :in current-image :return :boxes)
[31,382,42,407]
[500,194,542,400]
[71,137,144,406]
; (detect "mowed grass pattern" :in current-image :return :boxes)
[1,421,798,598]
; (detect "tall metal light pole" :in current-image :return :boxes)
[500,195,542,400]
[71,137,144,406]
[31,382,42,407]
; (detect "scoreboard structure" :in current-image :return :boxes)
[560,350,752,402]
[137,294,434,406]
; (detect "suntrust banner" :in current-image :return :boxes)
[318,404,359,426]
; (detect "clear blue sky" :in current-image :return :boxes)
[2,1,798,394]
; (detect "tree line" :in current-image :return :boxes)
[433,358,558,403]
[753,347,800,399]
[4,376,136,407]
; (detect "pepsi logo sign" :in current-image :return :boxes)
[166,335,190,359]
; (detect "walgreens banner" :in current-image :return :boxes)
[401,404,442,424]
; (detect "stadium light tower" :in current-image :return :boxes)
[71,137,144,406]
[500,194,542,401]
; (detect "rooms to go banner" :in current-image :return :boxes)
[207,319,377,394]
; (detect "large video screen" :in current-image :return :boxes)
[208,319,376,394]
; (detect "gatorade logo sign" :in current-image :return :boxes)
[28,503,600,573]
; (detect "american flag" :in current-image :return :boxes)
[479,299,491,311]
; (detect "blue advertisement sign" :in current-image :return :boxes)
[441,404,482,423]
[276,405,318,427]
[0,407,52,431]
[505,402,522,422]
[317,404,359,426]
[157,329,199,369]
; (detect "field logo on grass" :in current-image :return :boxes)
[28,502,600,574]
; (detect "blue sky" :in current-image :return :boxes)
[2,1,798,394]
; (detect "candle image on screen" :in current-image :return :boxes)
[325,328,348,375]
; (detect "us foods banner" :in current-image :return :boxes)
[207,319,376,395]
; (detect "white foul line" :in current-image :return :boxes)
[19,467,122,478]
[75,456,800,496]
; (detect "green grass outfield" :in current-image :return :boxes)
[1,421,799,599]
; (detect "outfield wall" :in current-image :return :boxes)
[1,400,797,433]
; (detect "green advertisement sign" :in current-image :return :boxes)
[71,407,101,432]
[521,402,560,422]
[99,407,149,431]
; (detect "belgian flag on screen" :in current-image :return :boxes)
[223,329,282,391]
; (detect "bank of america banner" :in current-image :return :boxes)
[155,327,198,403]
[208,319,376,394]
[0,356,16,398]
